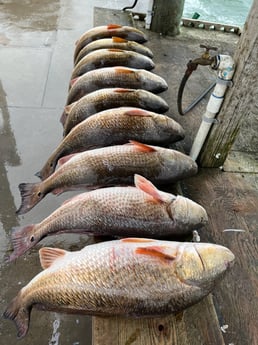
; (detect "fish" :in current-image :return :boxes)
[3,238,235,339]
[74,36,153,65]
[71,49,155,80]
[62,88,169,135]
[38,107,184,180]
[17,141,198,215]
[9,174,208,260]
[67,67,168,105]
[74,24,148,63]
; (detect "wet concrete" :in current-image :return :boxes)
[0,1,151,343]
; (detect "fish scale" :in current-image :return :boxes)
[62,88,169,135]
[3,239,235,339]
[71,48,155,80]
[67,67,168,105]
[16,142,198,215]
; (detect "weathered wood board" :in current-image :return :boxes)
[183,169,258,345]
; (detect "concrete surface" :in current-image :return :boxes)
[0,1,150,344]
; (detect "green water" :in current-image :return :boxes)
[183,0,253,26]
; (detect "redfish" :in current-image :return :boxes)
[74,36,153,65]
[71,49,155,80]
[74,24,147,62]
[38,108,184,180]
[67,67,168,105]
[16,141,197,215]
[9,174,207,261]
[62,88,169,136]
[3,238,234,339]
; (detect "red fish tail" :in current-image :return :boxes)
[8,225,38,262]
[3,292,31,339]
[16,182,44,215]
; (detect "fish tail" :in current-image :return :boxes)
[8,225,38,262]
[16,182,44,215]
[3,292,31,339]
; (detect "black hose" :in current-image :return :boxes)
[177,61,216,115]
[122,0,139,11]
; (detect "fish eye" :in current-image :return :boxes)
[30,236,34,242]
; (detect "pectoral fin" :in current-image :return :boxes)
[39,247,67,269]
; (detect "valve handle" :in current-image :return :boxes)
[200,44,218,52]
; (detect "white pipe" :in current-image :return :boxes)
[145,0,154,29]
[189,54,235,161]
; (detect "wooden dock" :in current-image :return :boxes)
[92,7,258,345]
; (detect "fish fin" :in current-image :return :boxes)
[107,24,122,29]
[121,238,155,243]
[115,88,134,93]
[114,67,134,74]
[135,246,176,261]
[39,247,67,269]
[112,36,127,43]
[129,140,156,152]
[70,77,79,87]
[134,174,166,203]
[8,225,37,262]
[16,182,43,215]
[108,48,124,53]
[3,291,30,339]
[60,104,74,126]
[57,153,79,167]
[124,109,152,117]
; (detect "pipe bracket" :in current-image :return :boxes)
[202,116,219,124]
[216,77,233,87]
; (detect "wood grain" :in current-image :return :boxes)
[183,169,258,345]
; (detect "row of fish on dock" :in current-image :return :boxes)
[3,24,235,339]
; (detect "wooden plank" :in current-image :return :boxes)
[223,150,258,173]
[93,295,225,345]
[183,169,258,345]
[92,7,228,345]
[199,0,258,167]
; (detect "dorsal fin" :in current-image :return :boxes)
[129,140,156,152]
[121,238,155,243]
[112,36,127,43]
[135,246,176,261]
[39,247,67,269]
[107,48,124,52]
[134,174,166,202]
[114,67,135,74]
[115,88,134,93]
[124,109,152,117]
[57,153,79,167]
[107,24,122,30]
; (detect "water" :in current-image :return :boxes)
[183,0,253,26]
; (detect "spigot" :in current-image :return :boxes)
[189,44,218,68]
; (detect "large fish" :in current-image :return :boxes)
[71,49,155,80]
[38,108,185,180]
[9,174,208,261]
[17,141,197,215]
[74,24,148,62]
[62,88,169,136]
[74,36,153,65]
[67,67,168,105]
[3,238,235,339]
